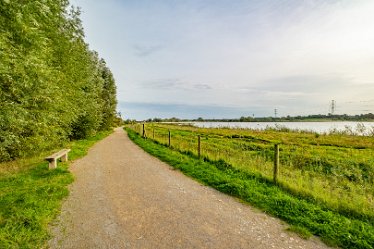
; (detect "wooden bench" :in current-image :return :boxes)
[45,149,71,169]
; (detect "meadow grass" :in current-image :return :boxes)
[134,123,374,223]
[126,125,374,249]
[0,130,112,249]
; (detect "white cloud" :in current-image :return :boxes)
[72,0,374,118]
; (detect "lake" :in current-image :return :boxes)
[190,121,374,135]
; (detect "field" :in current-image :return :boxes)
[0,130,112,248]
[126,123,374,248]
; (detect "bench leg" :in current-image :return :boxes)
[49,159,57,169]
[61,153,68,162]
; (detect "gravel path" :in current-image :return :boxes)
[49,128,330,249]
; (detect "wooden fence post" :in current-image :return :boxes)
[142,124,145,138]
[198,135,201,158]
[168,130,171,147]
[273,144,280,184]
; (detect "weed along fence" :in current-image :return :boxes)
[127,123,374,222]
[135,123,282,183]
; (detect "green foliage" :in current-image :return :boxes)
[68,130,112,160]
[134,123,374,223]
[287,225,312,240]
[0,0,117,162]
[99,59,118,131]
[144,113,374,123]
[0,164,73,248]
[0,130,112,248]
[126,128,374,249]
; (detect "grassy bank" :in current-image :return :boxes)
[0,130,112,248]
[126,126,374,249]
[132,123,374,222]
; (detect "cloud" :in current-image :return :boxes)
[73,0,374,118]
[193,84,212,90]
[118,101,263,120]
[142,78,212,91]
[133,44,163,57]
[257,74,352,93]
[142,78,181,89]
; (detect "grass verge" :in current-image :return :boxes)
[134,123,374,223]
[126,128,374,249]
[0,130,112,248]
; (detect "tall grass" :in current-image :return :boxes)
[129,123,374,224]
[0,130,112,248]
[125,127,374,249]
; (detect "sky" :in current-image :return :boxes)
[71,0,374,120]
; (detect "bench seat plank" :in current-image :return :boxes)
[45,149,71,169]
[45,149,71,160]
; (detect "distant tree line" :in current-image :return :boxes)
[236,113,374,122]
[137,113,374,123]
[0,1,117,162]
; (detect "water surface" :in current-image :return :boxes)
[190,121,374,135]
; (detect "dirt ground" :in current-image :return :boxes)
[49,127,331,249]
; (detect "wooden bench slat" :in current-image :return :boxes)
[45,149,71,160]
[45,149,71,169]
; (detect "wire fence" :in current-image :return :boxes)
[127,123,374,217]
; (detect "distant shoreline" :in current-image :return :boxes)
[182,120,374,136]
[134,113,374,123]
[178,119,374,123]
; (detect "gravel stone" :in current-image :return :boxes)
[49,128,331,249]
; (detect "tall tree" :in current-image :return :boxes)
[99,59,117,131]
[0,0,118,162]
